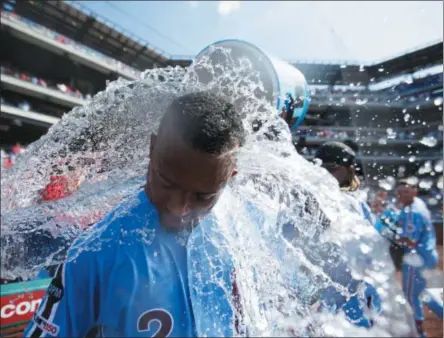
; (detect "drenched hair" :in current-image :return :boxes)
[159,92,246,154]
[341,175,361,192]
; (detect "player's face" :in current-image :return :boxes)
[147,128,237,231]
[322,163,349,186]
[396,185,416,206]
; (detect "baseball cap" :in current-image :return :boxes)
[314,141,357,167]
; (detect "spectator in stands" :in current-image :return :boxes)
[3,154,13,168]
[12,142,22,155]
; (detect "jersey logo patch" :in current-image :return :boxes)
[33,313,60,336]
[47,273,64,303]
[137,308,174,337]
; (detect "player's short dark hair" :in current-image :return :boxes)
[159,92,246,154]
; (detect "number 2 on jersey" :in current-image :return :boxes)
[137,309,174,337]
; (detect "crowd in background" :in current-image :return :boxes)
[1,65,92,101]
[310,72,442,105]
[1,10,141,80]
[3,9,442,105]
[1,143,26,168]
[295,128,443,143]
[390,73,443,96]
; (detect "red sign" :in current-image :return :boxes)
[1,290,46,327]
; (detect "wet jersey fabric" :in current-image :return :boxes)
[319,191,381,328]
[398,207,438,270]
[24,189,237,337]
[398,206,439,322]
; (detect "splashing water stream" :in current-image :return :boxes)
[1,47,417,336]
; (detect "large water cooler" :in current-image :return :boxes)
[193,39,311,129]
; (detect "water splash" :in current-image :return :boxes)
[1,47,416,336]
[434,97,443,106]
[419,136,438,147]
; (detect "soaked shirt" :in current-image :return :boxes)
[398,206,438,269]
[24,190,237,337]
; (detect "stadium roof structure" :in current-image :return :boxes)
[368,41,443,81]
[10,0,191,70]
[291,41,443,86]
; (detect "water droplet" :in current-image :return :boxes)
[434,97,443,106]
[360,243,371,254]
[355,98,368,105]
[402,109,407,113]
[378,138,387,145]
[406,176,419,185]
[378,176,396,191]
[419,136,438,147]
[434,160,443,173]
[403,252,423,267]
[378,68,384,72]
[386,128,396,139]
[428,198,438,206]
[404,113,411,122]
[395,294,407,305]
[437,176,443,190]
[419,179,433,190]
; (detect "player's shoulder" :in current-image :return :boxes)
[67,190,158,261]
[400,206,429,227]
[411,197,432,222]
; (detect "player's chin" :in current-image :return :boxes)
[159,214,194,232]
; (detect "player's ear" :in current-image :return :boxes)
[149,134,157,159]
[231,168,238,178]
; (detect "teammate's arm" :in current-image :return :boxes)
[23,248,97,337]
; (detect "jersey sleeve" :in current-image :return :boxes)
[23,245,98,337]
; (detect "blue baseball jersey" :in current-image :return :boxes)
[398,207,438,269]
[24,189,237,337]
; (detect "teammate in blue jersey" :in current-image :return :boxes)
[312,142,381,328]
[395,180,440,337]
[24,92,246,337]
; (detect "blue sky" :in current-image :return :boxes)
[76,1,443,63]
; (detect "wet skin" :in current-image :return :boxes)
[146,123,238,231]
